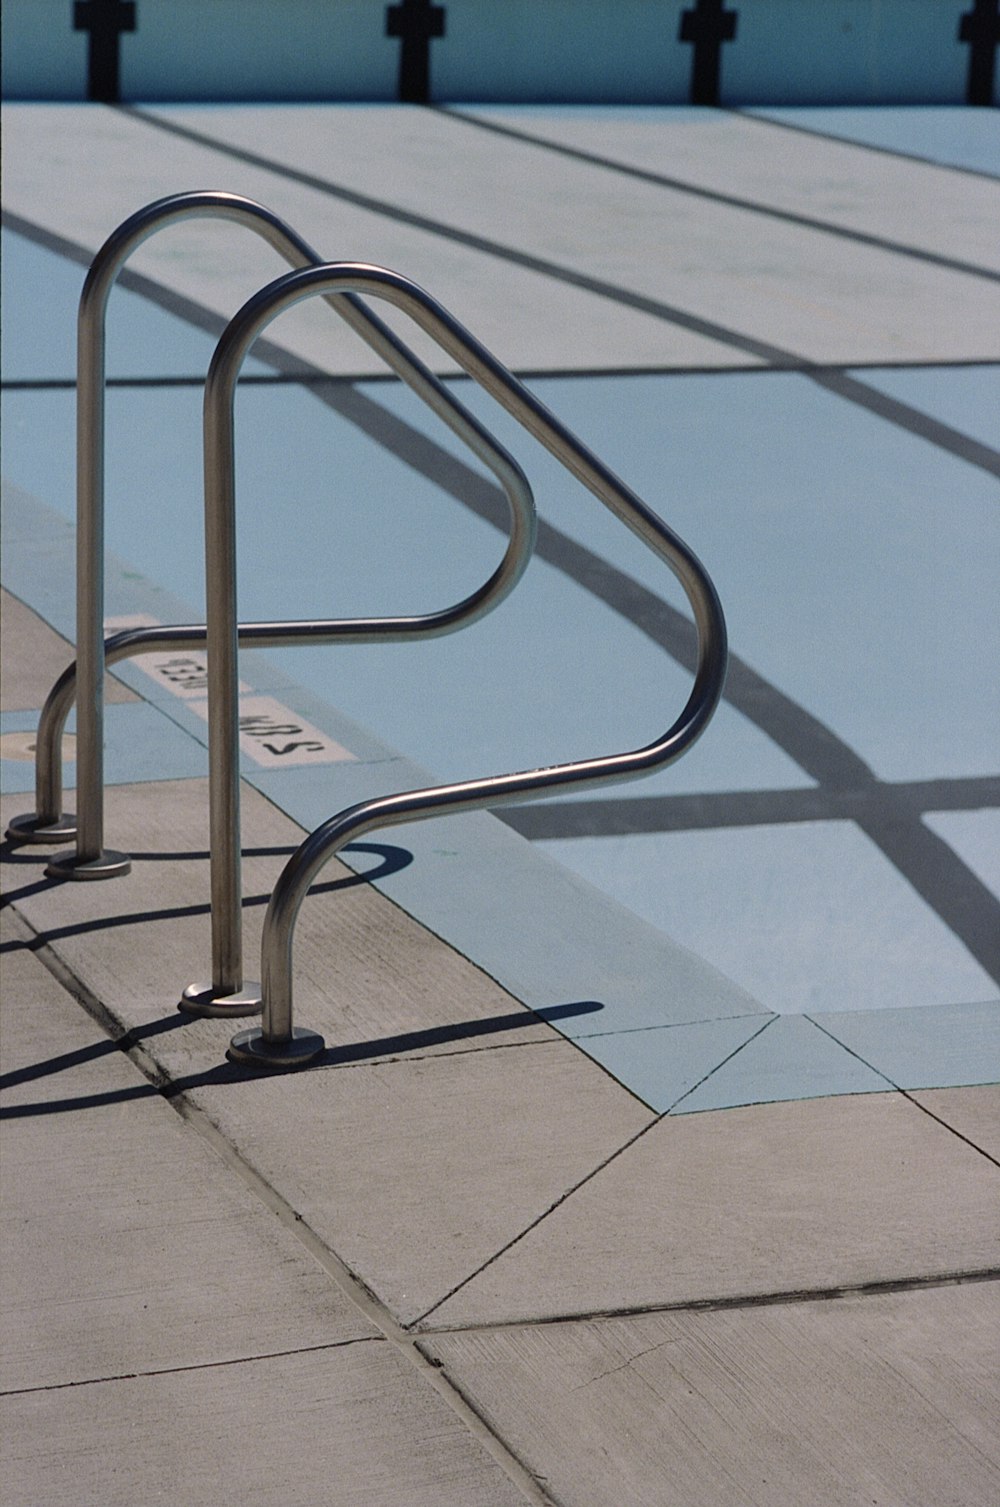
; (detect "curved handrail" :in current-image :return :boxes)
[197,262,728,1069]
[6,191,535,888]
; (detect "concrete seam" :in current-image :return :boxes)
[0,1336,382,1398]
[1,901,556,1507]
[808,1012,1000,1168]
[411,1111,671,1327]
[414,1267,1000,1337]
[898,1087,1000,1170]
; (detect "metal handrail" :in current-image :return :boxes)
[5,192,536,934]
[194,262,728,1070]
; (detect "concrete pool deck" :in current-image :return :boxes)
[2,102,999,1503]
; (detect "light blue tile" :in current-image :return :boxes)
[672,1015,892,1115]
[746,107,1000,175]
[0,483,76,638]
[102,703,210,785]
[1,227,275,382]
[573,1015,775,1114]
[9,362,996,792]
[536,822,999,1015]
[923,809,1000,897]
[1,709,56,736]
[0,702,208,795]
[366,368,1000,783]
[815,1002,1000,1090]
[248,753,766,1037]
[851,365,1000,454]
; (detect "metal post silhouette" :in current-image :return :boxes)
[679,0,738,106]
[74,0,136,102]
[959,0,1000,105]
[386,0,445,102]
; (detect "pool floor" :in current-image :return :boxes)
[2,101,998,1110]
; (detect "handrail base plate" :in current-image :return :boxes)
[180,981,264,1018]
[45,847,131,880]
[227,1025,325,1070]
[6,812,79,845]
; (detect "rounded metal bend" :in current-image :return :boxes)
[16,190,534,845]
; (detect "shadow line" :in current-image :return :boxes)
[0,841,413,946]
[0,1000,604,1116]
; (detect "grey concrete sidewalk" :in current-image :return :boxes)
[3,569,999,1507]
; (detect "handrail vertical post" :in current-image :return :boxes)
[178,348,262,1013]
[5,191,536,884]
[43,250,132,879]
[180,269,536,1016]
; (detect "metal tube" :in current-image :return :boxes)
[245,708,711,1062]
[7,444,533,853]
[212,263,727,1069]
[189,251,533,1012]
[17,191,534,882]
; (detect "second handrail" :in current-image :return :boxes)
[194,261,727,1068]
[5,190,535,902]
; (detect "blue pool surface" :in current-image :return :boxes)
[2,103,998,1111]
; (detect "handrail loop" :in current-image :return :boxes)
[5,194,536,970]
[201,263,729,1069]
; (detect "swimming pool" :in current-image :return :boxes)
[3,102,998,1107]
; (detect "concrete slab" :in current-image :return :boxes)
[0,910,378,1392]
[0,586,136,713]
[421,1281,1000,1507]
[424,1093,1000,1328]
[0,778,559,1060]
[2,1344,528,1507]
[2,780,655,1329]
[911,1085,1000,1162]
[188,1043,654,1327]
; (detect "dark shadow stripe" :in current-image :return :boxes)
[734,108,1000,185]
[0,209,312,380]
[6,208,998,983]
[2,374,356,391]
[853,813,1000,980]
[7,355,995,392]
[117,106,1000,480]
[809,369,1000,477]
[263,383,1000,984]
[439,107,1000,286]
[119,105,795,365]
[498,776,1000,838]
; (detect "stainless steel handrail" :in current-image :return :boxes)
[5,192,535,932]
[196,263,728,1069]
